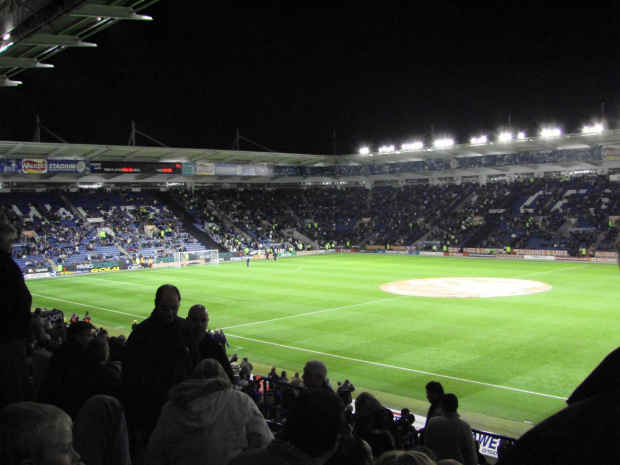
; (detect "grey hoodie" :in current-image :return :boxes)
[145,378,273,465]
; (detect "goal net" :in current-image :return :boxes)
[173,249,219,268]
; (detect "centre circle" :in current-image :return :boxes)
[380,277,553,298]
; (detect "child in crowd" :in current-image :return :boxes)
[0,402,84,465]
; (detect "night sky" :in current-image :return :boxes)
[1,1,619,155]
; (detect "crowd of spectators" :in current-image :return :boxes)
[1,172,618,276]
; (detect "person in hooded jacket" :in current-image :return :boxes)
[144,358,273,465]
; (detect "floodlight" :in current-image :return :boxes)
[2,33,10,41]
[583,123,603,134]
[378,145,396,154]
[498,132,513,142]
[541,128,561,138]
[470,135,487,145]
[401,142,424,151]
[433,138,454,148]
[517,132,526,140]
[359,147,370,155]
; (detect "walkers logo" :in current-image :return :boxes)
[22,159,48,174]
[602,146,620,160]
[195,162,215,175]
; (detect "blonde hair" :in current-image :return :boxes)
[0,402,72,464]
[376,450,436,465]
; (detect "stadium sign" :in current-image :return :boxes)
[0,159,91,174]
[24,272,54,279]
[90,266,121,273]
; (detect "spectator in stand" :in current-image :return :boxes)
[337,379,356,406]
[302,360,333,391]
[290,371,303,387]
[145,358,273,465]
[37,321,96,416]
[240,356,253,380]
[108,335,126,364]
[121,284,199,465]
[30,307,46,345]
[230,356,241,385]
[73,395,132,465]
[402,413,419,449]
[186,304,234,383]
[352,392,399,458]
[325,436,374,465]
[419,380,444,445]
[267,366,280,389]
[0,221,32,410]
[0,401,84,465]
[424,393,477,465]
[229,388,344,465]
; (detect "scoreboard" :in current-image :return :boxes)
[91,162,185,174]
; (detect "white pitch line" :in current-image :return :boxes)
[31,293,143,318]
[229,334,567,400]
[224,295,410,329]
[83,277,143,286]
[202,265,304,276]
[514,264,591,279]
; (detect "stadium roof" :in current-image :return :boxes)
[1,128,620,166]
[0,0,159,87]
[2,129,620,184]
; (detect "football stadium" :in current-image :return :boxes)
[2,1,620,464]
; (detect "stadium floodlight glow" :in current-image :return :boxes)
[433,138,454,148]
[541,128,561,138]
[359,146,370,155]
[517,131,526,140]
[0,41,13,53]
[378,145,396,154]
[498,132,513,142]
[401,141,424,151]
[470,135,488,145]
[2,33,10,41]
[583,123,604,134]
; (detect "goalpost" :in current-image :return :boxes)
[173,249,219,268]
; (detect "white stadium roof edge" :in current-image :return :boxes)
[2,128,620,184]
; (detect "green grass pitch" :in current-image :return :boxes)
[27,253,620,431]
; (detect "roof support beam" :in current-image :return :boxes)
[70,5,152,21]
[22,34,97,48]
[0,57,54,68]
[0,75,22,86]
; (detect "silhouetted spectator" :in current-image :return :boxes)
[121,284,199,464]
[229,388,344,465]
[353,392,399,458]
[0,222,32,410]
[419,380,444,445]
[424,393,477,465]
[186,304,234,382]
